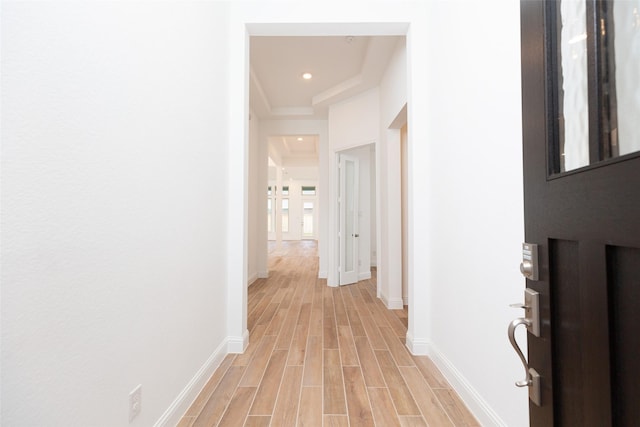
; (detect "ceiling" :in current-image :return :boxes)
[268,135,319,166]
[250,35,402,121]
[251,35,402,169]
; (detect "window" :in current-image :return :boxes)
[301,186,316,196]
[282,186,289,196]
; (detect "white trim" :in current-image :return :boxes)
[379,293,403,310]
[427,344,508,427]
[318,270,328,279]
[404,331,429,355]
[386,297,404,310]
[258,270,268,279]
[403,296,409,306]
[247,272,258,287]
[153,339,228,427]
[227,329,250,354]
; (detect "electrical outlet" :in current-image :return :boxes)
[129,384,142,422]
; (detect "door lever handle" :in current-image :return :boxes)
[508,317,542,406]
[508,318,532,387]
[508,288,542,406]
[509,302,528,309]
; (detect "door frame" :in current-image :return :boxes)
[227,11,427,358]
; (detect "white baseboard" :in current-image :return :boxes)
[258,270,268,279]
[154,339,228,427]
[358,271,372,281]
[318,270,327,279]
[403,296,409,306]
[227,329,249,353]
[427,343,507,427]
[405,331,429,355]
[247,272,258,287]
[379,293,404,310]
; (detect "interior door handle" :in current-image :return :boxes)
[353,234,359,237]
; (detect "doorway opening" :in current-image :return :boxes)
[266,135,320,247]
[235,23,413,356]
[336,144,376,287]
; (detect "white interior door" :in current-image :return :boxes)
[339,153,359,286]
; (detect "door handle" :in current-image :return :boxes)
[508,289,542,406]
[353,234,359,237]
[508,317,533,387]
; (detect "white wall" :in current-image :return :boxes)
[380,38,407,127]
[1,2,232,425]
[329,88,380,151]
[419,1,528,426]
[379,38,407,309]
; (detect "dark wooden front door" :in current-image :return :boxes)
[520,1,640,426]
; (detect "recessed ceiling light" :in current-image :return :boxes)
[302,72,313,80]
[297,137,303,141]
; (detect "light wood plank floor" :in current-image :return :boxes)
[179,240,480,427]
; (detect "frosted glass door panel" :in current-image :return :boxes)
[614,0,640,156]
[559,0,590,172]
[551,1,640,174]
[345,160,355,272]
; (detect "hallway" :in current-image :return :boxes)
[178,241,479,426]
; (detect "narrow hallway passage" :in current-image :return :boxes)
[179,241,479,426]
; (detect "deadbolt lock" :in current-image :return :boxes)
[520,243,539,281]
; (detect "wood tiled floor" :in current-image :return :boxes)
[178,241,479,427]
